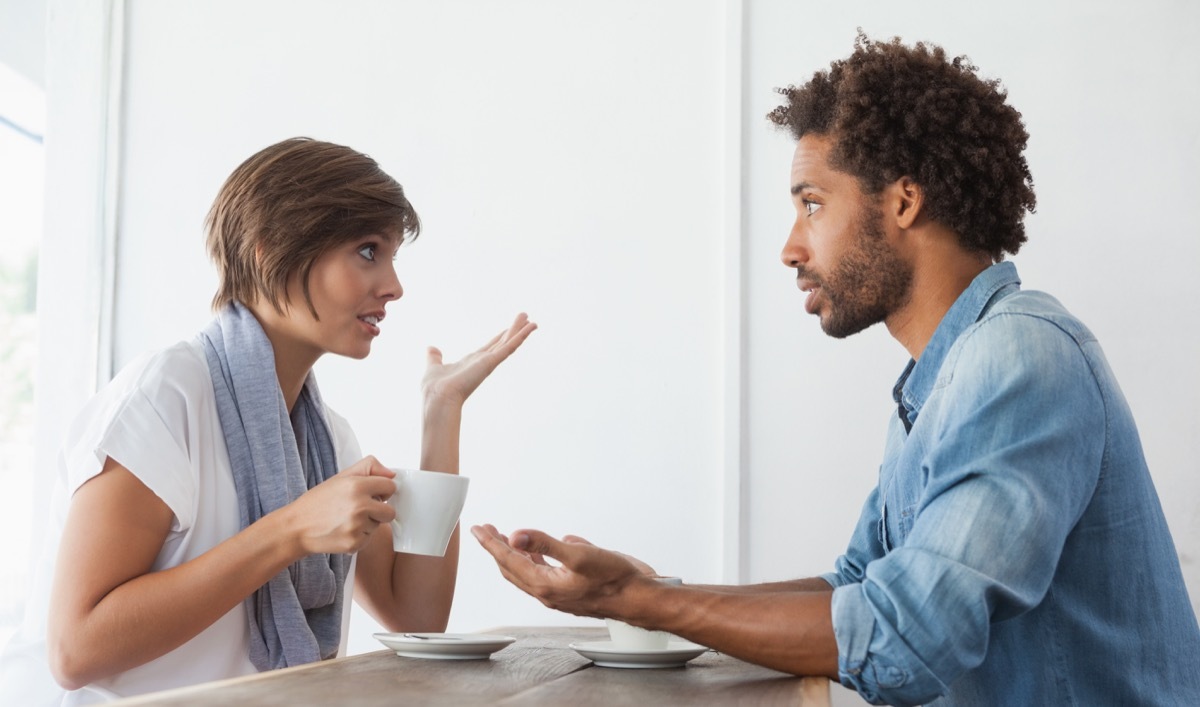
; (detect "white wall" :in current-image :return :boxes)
[110,0,727,654]
[743,0,1200,614]
[36,0,1200,662]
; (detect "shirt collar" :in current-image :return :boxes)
[892,261,1022,427]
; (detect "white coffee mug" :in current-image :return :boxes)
[605,576,683,650]
[386,468,470,556]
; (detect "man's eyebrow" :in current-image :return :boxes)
[791,181,817,196]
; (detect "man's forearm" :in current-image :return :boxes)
[615,579,839,678]
[684,576,834,594]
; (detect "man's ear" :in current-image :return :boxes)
[890,176,924,230]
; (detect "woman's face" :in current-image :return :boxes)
[273,232,404,361]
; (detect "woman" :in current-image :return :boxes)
[1,137,536,704]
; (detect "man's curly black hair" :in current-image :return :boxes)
[768,32,1036,260]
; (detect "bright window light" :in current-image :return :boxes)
[0,60,45,649]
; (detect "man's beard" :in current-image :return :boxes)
[801,209,914,339]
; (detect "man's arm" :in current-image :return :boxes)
[471,525,838,678]
[685,577,834,593]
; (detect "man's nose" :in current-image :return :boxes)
[780,222,809,268]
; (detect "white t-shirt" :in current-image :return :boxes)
[0,338,362,705]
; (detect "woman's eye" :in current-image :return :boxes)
[804,200,822,216]
[358,244,377,261]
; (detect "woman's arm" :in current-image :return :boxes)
[354,313,536,631]
[353,400,464,632]
[48,456,395,689]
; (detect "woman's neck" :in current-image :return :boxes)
[244,302,321,411]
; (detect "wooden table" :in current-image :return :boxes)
[114,627,864,706]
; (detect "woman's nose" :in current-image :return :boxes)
[381,263,403,300]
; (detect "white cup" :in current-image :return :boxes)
[386,468,470,556]
[605,576,683,650]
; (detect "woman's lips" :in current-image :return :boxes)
[358,315,382,336]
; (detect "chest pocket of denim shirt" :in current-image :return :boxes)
[877,421,921,552]
[878,500,919,552]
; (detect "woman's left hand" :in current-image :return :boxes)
[421,312,537,407]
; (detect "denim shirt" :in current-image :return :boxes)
[821,262,1200,706]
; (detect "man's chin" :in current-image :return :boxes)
[819,314,877,339]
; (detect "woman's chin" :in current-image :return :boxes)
[333,342,373,360]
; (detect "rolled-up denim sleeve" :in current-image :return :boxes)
[830,314,1105,706]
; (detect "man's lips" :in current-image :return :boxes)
[796,277,821,315]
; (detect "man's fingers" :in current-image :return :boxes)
[471,525,519,561]
[471,525,544,592]
[472,525,555,567]
[509,529,572,563]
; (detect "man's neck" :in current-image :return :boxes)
[886,237,993,361]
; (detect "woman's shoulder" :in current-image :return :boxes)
[70,339,213,446]
[320,404,362,469]
[115,338,211,397]
[61,339,215,502]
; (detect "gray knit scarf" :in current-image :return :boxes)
[200,301,350,671]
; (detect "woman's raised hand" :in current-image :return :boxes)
[421,313,537,407]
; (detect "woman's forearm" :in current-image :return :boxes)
[420,396,462,475]
[379,397,465,629]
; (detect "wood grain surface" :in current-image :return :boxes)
[112,626,836,706]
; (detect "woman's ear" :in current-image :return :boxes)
[890,176,924,230]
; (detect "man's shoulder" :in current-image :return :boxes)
[940,289,1100,387]
[974,289,1097,347]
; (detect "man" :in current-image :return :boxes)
[472,34,1200,705]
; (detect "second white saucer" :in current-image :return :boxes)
[569,640,709,669]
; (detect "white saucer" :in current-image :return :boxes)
[569,640,709,669]
[373,632,516,660]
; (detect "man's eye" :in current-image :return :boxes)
[358,245,377,261]
[804,200,822,216]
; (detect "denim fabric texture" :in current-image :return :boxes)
[820,262,1200,706]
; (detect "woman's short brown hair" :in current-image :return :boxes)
[205,137,421,315]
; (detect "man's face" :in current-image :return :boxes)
[780,134,913,338]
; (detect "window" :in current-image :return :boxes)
[0,61,44,647]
